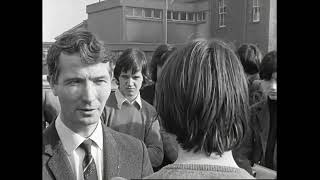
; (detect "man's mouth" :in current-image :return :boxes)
[78,108,96,112]
[269,92,277,96]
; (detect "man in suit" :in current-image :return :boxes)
[43,30,153,180]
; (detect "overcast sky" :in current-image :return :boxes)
[43,0,98,42]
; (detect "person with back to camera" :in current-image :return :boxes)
[235,51,277,177]
[237,43,265,105]
[140,44,179,171]
[101,48,164,169]
[42,30,153,180]
[144,38,254,179]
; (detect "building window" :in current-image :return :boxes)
[202,11,207,21]
[180,12,186,21]
[154,9,162,19]
[253,0,260,22]
[133,7,143,17]
[125,7,134,16]
[187,12,194,21]
[197,12,202,21]
[173,11,179,20]
[218,0,226,27]
[144,8,152,18]
[167,11,172,20]
[143,8,152,18]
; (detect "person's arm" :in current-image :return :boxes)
[140,140,154,178]
[144,116,164,168]
[160,127,178,162]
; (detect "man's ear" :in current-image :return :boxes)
[47,75,58,96]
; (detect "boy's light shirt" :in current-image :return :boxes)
[115,89,142,110]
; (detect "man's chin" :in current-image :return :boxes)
[125,93,137,100]
[78,116,100,125]
[268,95,277,101]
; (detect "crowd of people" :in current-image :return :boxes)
[42,30,277,179]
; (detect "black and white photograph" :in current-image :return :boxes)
[43,0,277,179]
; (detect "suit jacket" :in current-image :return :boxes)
[250,99,277,170]
[234,99,277,173]
[43,121,153,180]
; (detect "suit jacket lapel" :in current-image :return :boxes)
[102,124,120,180]
[43,122,76,180]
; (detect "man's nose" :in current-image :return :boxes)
[270,80,277,91]
[82,81,96,103]
[127,78,134,86]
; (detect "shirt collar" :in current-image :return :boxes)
[115,89,142,110]
[55,114,103,155]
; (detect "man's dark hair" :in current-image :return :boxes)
[46,30,111,84]
[155,39,249,156]
[259,51,277,80]
[150,44,177,82]
[114,48,151,86]
[237,43,263,75]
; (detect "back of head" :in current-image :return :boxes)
[259,51,277,80]
[150,44,177,82]
[237,44,262,75]
[46,30,111,84]
[114,48,151,86]
[156,39,249,156]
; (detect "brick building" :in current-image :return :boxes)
[54,0,276,58]
[43,42,53,75]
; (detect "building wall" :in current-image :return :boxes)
[209,0,275,54]
[195,19,210,40]
[122,0,165,9]
[210,0,246,50]
[87,0,209,44]
[245,0,270,54]
[87,6,122,43]
[268,0,277,52]
[126,19,163,43]
[167,22,196,43]
[194,1,210,39]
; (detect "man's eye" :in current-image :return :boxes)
[68,80,80,85]
[95,80,107,84]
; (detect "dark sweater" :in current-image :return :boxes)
[101,92,164,168]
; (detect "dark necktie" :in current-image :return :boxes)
[80,139,98,180]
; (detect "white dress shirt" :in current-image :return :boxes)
[55,115,104,180]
